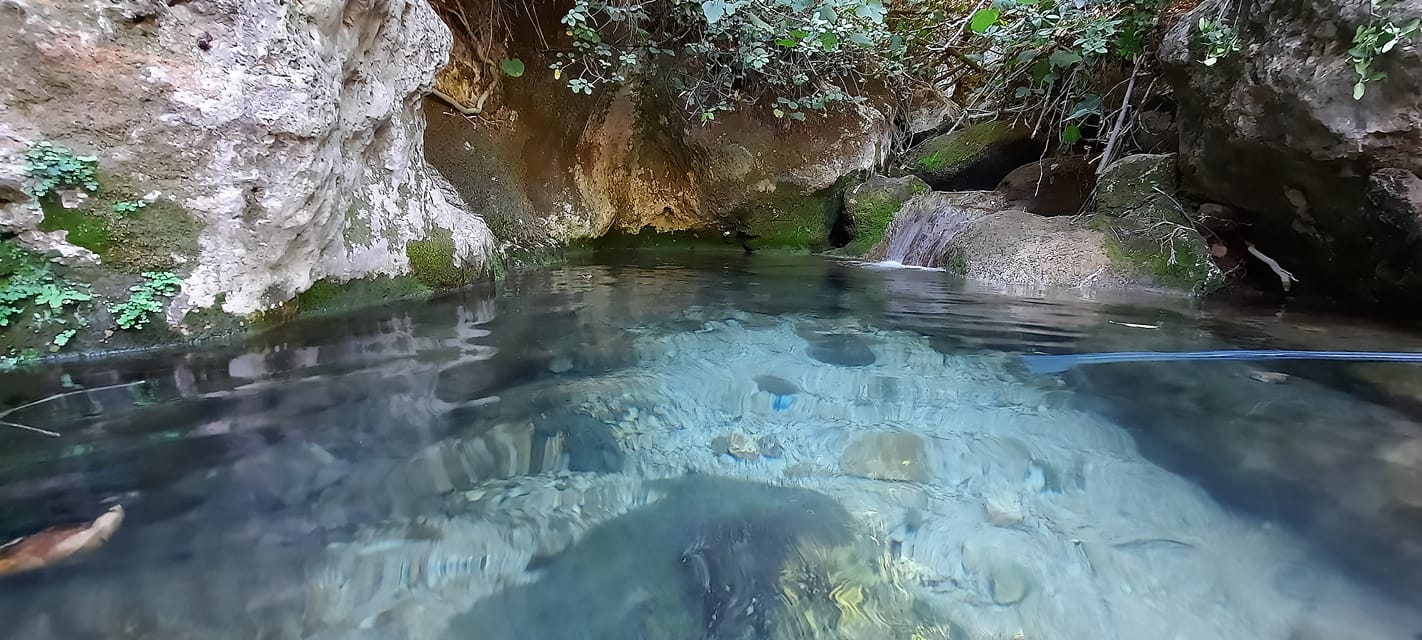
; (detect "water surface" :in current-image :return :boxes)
[2,253,1421,639]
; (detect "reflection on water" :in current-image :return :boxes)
[2,254,1422,639]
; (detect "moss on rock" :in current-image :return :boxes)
[734,178,854,253]
[283,276,434,319]
[406,227,479,288]
[1101,216,1224,295]
[34,174,198,272]
[37,198,111,253]
[837,175,930,257]
[905,121,1041,190]
[1095,153,1179,218]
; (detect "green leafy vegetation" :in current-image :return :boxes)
[111,271,182,330]
[1193,17,1240,66]
[499,57,526,77]
[1349,1,1419,99]
[958,0,1172,148]
[0,242,93,354]
[551,0,899,121]
[111,199,149,215]
[24,142,99,200]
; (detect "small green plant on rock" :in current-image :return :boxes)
[962,0,1169,151]
[1194,17,1240,66]
[24,142,99,201]
[1349,4,1420,99]
[550,0,896,122]
[111,271,182,330]
[111,199,149,215]
[1,243,93,351]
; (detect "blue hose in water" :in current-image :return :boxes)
[1021,350,1422,374]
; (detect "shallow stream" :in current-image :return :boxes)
[2,253,1421,640]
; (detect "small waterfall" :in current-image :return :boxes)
[874,191,1005,266]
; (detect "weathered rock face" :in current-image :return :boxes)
[0,0,496,316]
[903,121,1043,190]
[996,155,1094,216]
[1161,0,1422,307]
[943,208,1216,296]
[426,73,895,252]
[871,154,1221,297]
[867,191,1008,264]
[838,174,930,256]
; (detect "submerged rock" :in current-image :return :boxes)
[805,333,877,367]
[758,434,785,458]
[989,561,1033,605]
[754,374,803,396]
[440,477,953,640]
[728,432,760,461]
[839,432,930,482]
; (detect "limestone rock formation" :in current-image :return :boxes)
[870,156,1221,297]
[996,155,1094,217]
[426,80,894,252]
[1161,0,1422,306]
[0,0,496,316]
[839,174,930,256]
[903,121,1043,190]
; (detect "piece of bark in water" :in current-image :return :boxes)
[0,505,125,575]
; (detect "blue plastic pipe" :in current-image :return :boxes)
[1021,350,1422,374]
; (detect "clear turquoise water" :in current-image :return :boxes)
[1,253,1421,639]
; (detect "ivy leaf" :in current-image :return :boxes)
[1048,50,1082,68]
[847,33,874,46]
[701,0,729,24]
[776,38,799,47]
[854,0,886,22]
[1354,81,1366,100]
[969,8,1000,33]
[820,32,839,50]
[1061,124,1082,145]
[1066,95,1102,120]
[499,58,526,78]
[888,34,905,55]
[1378,32,1398,53]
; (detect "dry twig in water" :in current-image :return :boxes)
[0,381,145,438]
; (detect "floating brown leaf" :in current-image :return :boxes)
[0,505,125,576]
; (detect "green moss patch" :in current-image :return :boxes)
[836,175,930,257]
[904,120,1041,190]
[38,198,112,253]
[287,276,434,318]
[734,178,854,252]
[909,121,1016,173]
[1102,219,1223,295]
[406,227,480,288]
[34,175,198,272]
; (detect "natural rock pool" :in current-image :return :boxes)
[1,254,1421,640]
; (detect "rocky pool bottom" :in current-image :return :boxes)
[0,254,1420,640]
